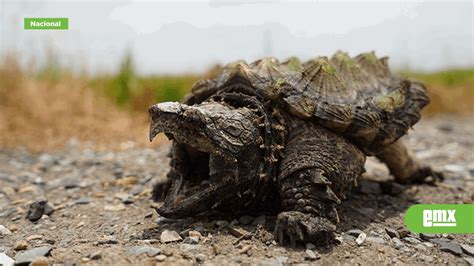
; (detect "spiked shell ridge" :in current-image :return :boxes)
[186,51,429,154]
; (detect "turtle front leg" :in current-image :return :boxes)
[274,122,366,246]
[375,138,444,184]
[275,168,340,246]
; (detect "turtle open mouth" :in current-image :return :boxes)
[148,102,236,218]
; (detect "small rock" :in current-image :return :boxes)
[419,233,437,241]
[391,238,404,249]
[183,236,199,244]
[30,256,49,266]
[87,251,102,260]
[276,256,288,263]
[75,198,92,205]
[403,237,422,245]
[443,164,465,173]
[356,232,367,245]
[385,228,400,239]
[461,244,474,256]
[305,243,316,250]
[115,193,134,204]
[180,243,198,252]
[104,204,126,211]
[419,255,434,263]
[130,185,145,196]
[155,254,167,262]
[304,249,320,260]
[0,225,12,236]
[346,229,363,237]
[366,237,385,244]
[423,242,434,248]
[160,230,182,243]
[212,244,222,255]
[431,239,463,256]
[127,246,161,257]
[465,258,474,266]
[26,200,54,222]
[229,227,250,238]
[188,230,202,239]
[195,253,206,263]
[415,243,427,251]
[334,235,344,244]
[26,235,43,241]
[15,246,52,265]
[238,215,254,225]
[0,253,14,266]
[14,240,29,251]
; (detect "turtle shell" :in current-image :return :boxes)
[186,51,429,155]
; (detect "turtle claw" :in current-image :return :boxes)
[274,211,336,246]
[399,166,444,186]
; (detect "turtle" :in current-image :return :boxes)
[148,51,443,245]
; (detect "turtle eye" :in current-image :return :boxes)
[184,114,202,129]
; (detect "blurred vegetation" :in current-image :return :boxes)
[0,52,472,151]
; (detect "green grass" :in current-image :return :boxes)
[399,68,474,88]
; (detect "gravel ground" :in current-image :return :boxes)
[1,115,473,265]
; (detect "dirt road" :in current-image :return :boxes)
[1,115,473,265]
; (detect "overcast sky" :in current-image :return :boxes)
[1,0,473,75]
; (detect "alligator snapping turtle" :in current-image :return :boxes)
[148,51,442,245]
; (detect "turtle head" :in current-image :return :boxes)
[148,101,263,218]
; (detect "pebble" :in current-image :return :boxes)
[443,164,465,173]
[0,253,14,266]
[30,256,49,266]
[384,228,400,239]
[127,246,161,257]
[414,244,427,251]
[188,230,202,239]
[26,200,54,222]
[0,225,12,236]
[346,229,363,237]
[183,236,200,244]
[155,254,167,262]
[419,233,437,241]
[14,240,29,251]
[356,232,367,245]
[160,230,182,243]
[304,249,320,260]
[181,243,198,252]
[419,255,434,263]
[431,239,463,256]
[26,235,44,241]
[461,244,474,256]
[87,251,102,260]
[403,237,422,245]
[15,246,52,265]
[391,238,404,249]
[305,243,316,250]
[103,204,126,211]
[195,253,206,263]
[465,258,474,266]
[366,237,385,245]
[229,227,250,238]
